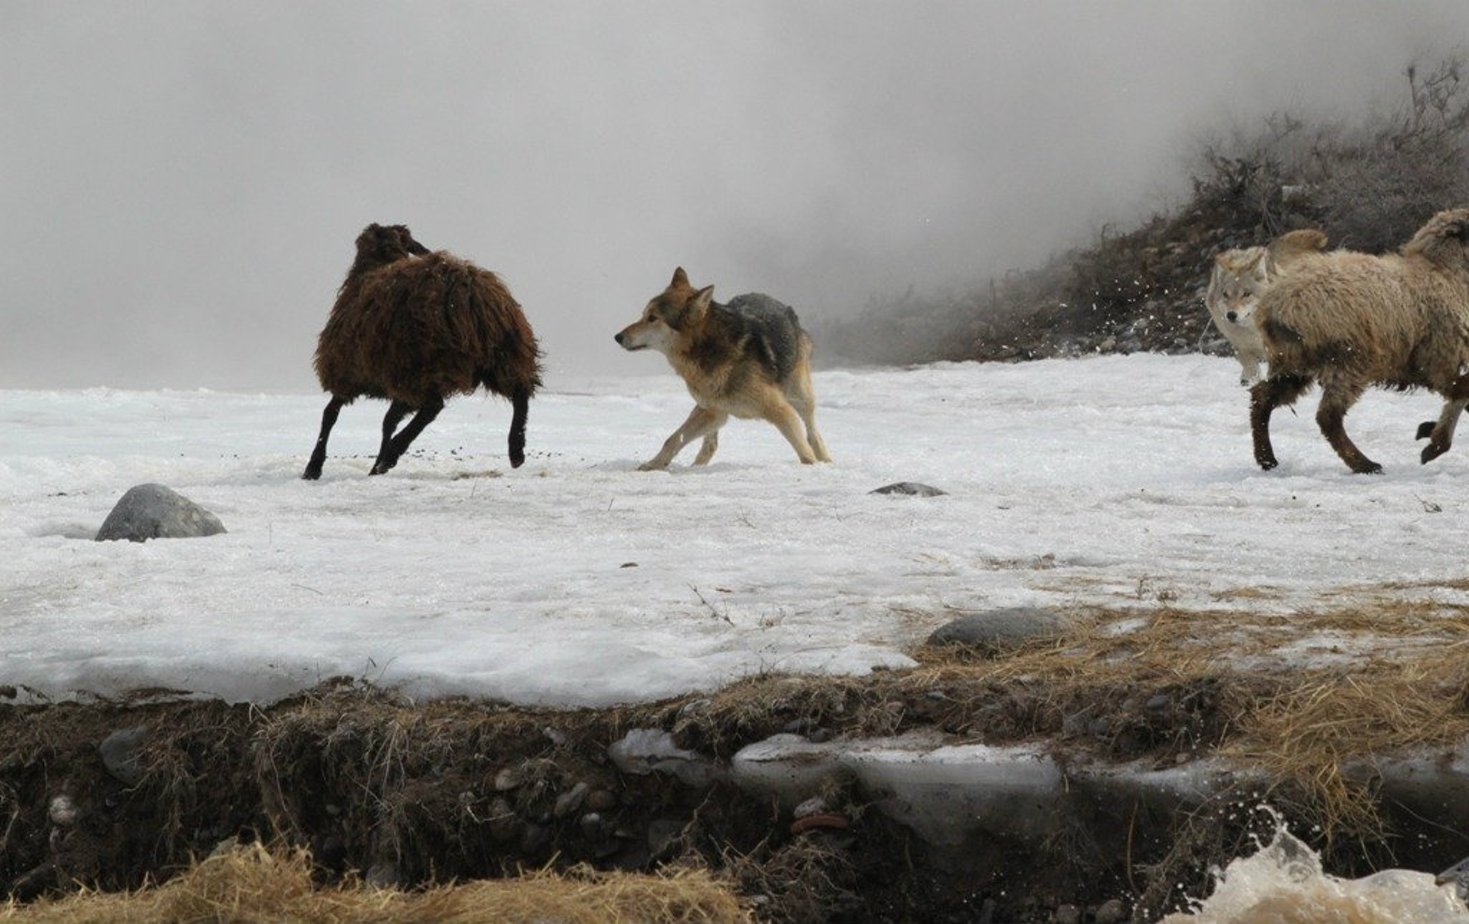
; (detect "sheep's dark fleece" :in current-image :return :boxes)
[303,223,542,479]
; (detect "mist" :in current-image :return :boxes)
[4,0,1469,391]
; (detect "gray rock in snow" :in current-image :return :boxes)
[95,484,226,542]
[870,481,947,497]
[926,607,1071,653]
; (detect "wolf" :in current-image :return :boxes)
[1205,229,1328,385]
[614,267,832,470]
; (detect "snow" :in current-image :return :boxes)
[3,354,1467,706]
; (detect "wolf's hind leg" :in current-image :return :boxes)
[760,392,817,464]
[787,366,832,463]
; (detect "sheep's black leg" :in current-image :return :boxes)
[1250,373,1310,471]
[1316,379,1380,474]
[370,396,443,475]
[303,396,345,480]
[507,387,531,469]
[369,401,411,475]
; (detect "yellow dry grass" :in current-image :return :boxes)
[676,588,1469,837]
[0,843,750,924]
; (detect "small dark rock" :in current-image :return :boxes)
[870,481,947,497]
[520,823,550,854]
[1094,898,1128,924]
[580,812,606,839]
[926,606,1071,653]
[365,860,400,889]
[647,819,683,856]
[98,727,148,786]
[1053,904,1082,924]
[488,798,520,842]
[554,782,589,819]
[586,789,618,812]
[95,484,226,543]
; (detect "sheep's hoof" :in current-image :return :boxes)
[510,451,525,469]
[302,467,322,481]
[1422,443,1450,464]
[1417,420,1437,441]
[1255,454,1279,471]
[637,460,667,472]
[1352,461,1384,475]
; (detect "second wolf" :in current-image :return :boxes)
[615,267,831,469]
[1205,229,1328,385]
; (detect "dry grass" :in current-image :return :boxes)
[0,842,750,924]
[664,589,1469,838]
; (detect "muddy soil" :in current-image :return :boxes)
[2,679,1466,923]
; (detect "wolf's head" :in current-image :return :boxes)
[615,266,715,354]
[1207,229,1327,327]
[1206,247,1271,328]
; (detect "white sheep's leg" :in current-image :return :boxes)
[1420,368,1469,464]
[1250,373,1312,471]
[639,406,724,471]
[1315,378,1380,474]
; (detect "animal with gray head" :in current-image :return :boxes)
[1206,229,1328,385]
[1249,208,1469,473]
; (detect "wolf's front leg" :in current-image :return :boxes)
[639,406,724,470]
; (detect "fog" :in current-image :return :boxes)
[4,1,1469,391]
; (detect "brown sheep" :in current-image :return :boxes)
[1250,208,1469,473]
[303,223,542,479]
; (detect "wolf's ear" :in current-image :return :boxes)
[685,285,714,324]
[671,267,690,288]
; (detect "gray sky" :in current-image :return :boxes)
[3,1,1468,391]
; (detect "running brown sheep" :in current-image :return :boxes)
[1250,208,1469,474]
[303,223,542,479]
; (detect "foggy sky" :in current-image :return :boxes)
[5,1,1469,391]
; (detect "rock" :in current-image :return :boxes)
[365,860,400,889]
[608,729,721,785]
[520,823,550,854]
[586,789,618,812]
[208,836,239,858]
[487,798,520,842]
[95,484,226,543]
[493,766,523,791]
[647,819,683,856]
[98,726,148,786]
[926,606,1071,653]
[793,796,830,819]
[1053,905,1082,924]
[870,481,947,497]
[580,812,607,840]
[1098,337,1117,353]
[1094,898,1128,924]
[47,795,78,827]
[554,782,589,819]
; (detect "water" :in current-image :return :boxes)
[1163,818,1469,924]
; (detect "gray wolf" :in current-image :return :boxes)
[614,267,831,469]
[1206,229,1328,385]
